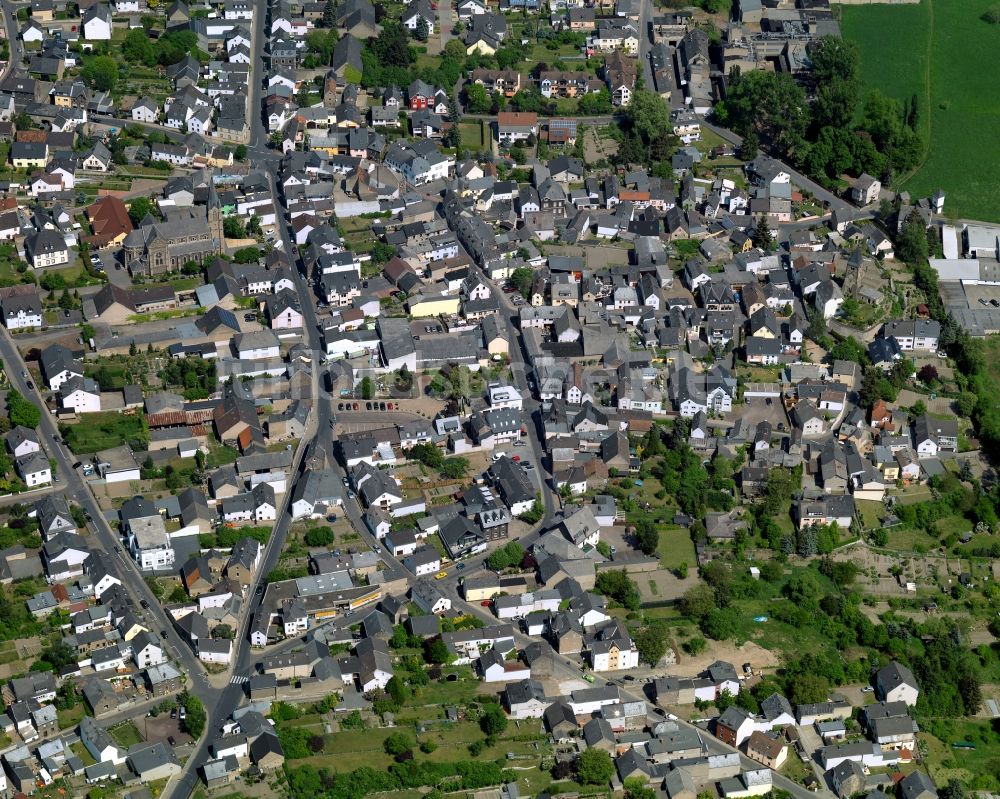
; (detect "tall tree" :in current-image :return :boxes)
[626,88,670,145]
[322,0,336,27]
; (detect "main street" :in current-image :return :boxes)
[162,12,328,787]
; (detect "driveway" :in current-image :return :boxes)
[437,1,453,51]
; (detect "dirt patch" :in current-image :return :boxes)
[671,640,780,677]
[555,678,592,695]
[583,127,618,165]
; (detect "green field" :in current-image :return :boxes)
[109,721,144,748]
[920,720,1000,790]
[657,525,696,570]
[61,412,149,454]
[842,0,1000,221]
[458,121,486,151]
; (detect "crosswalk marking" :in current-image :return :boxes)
[230,675,249,685]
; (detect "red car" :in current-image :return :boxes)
[481,600,492,607]
[512,455,521,462]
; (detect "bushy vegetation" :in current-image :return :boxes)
[715,37,923,187]
[486,541,524,571]
[285,759,515,799]
[594,569,640,611]
[158,358,217,400]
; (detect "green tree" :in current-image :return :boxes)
[576,748,614,785]
[680,583,717,620]
[439,458,467,479]
[168,585,188,602]
[423,636,450,664]
[304,527,335,547]
[213,624,234,639]
[223,217,246,238]
[508,267,534,298]
[464,84,492,114]
[122,28,157,66]
[6,389,40,428]
[360,376,374,399]
[635,622,669,666]
[322,0,336,27]
[701,607,739,640]
[594,569,640,611]
[414,15,429,41]
[750,217,774,250]
[384,731,413,756]
[626,88,670,145]
[736,129,759,161]
[128,197,154,226]
[633,519,659,556]
[682,636,707,655]
[386,675,408,706]
[479,702,507,737]
[82,56,119,91]
[808,37,859,129]
[181,692,206,736]
[714,69,808,156]
[370,21,412,68]
[895,210,930,265]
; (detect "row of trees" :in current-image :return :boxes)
[285,759,514,799]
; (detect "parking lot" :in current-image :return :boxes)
[738,396,790,435]
[963,282,1000,308]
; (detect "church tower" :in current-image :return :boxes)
[207,179,224,245]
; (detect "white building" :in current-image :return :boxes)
[127,517,175,571]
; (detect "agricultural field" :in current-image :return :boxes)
[842,0,1000,221]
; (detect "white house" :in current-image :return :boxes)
[6,426,40,458]
[403,546,440,577]
[16,452,52,487]
[875,661,919,706]
[198,639,233,664]
[80,716,127,766]
[131,97,159,123]
[2,294,43,331]
[82,5,113,40]
[132,634,166,669]
[60,377,102,414]
[234,330,281,360]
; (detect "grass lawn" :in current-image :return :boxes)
[296,718,551,784]
[57,703,85,729]
[842,0,1000,221]
[729,598,837,657]
[857,499,886,531]
[109,720,144,748]
[657,525,696,570]
[459,120,486,151]
[207,444,239,468]
[61,411,149,454]
[885,526,939,553]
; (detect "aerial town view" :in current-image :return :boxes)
[0,0,997,798]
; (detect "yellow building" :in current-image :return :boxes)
[407,295,460,318]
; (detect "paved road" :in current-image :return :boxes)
[0,1,23,82]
